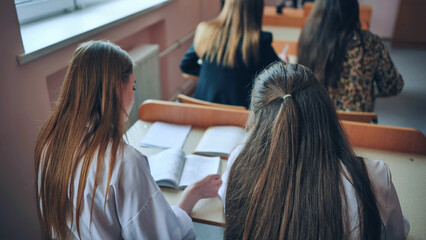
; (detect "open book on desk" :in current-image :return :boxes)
[194,126,247,158]
[148,148,221,189]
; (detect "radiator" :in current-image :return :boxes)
[128,44,161,125]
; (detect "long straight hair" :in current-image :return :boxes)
[34,40,133,239]
[224,62,382,240]
[194,0,263,67]
[297,0,362,88]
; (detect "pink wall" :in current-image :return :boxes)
[0,0,220,238]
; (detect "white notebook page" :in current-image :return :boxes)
[179,155,221,187]
[140,121,191,149]
[194,126,246,157]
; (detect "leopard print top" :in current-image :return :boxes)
[328,31,404,112]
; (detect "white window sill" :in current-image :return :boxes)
[17,0,171,65]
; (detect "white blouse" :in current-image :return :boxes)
[219,145,410,240]
[40,143,195,239]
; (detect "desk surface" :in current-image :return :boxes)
[126,120,426,238]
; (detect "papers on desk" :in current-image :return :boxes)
[139,122,247,159]
[194,125,247,158]
[140,121,191,149]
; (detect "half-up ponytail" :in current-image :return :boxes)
[242,89,299,240]
[224,62,382,240]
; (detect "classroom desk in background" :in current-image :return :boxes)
[126,120,426,238]
[263,6,305,28]
[263,3,372,30]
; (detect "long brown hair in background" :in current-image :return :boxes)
[297,0,362,88]
[34,40,133,239]
[224,62,382,240]
[194,0,264,67]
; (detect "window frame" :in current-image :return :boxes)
[17,0,171,64]
[15,0,74,24]
[15,0,112,25]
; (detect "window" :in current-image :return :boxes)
[17,0,170,64]
[15,0,114,24]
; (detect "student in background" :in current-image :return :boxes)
[180,0,280,109]
[219,62,409,239]
[297,0,404,112]
[35,40,222,239]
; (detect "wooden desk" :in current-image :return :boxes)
[125,101,426,238]
[353,148,426,240]
[126,120,426,237]
[263,6,305,27]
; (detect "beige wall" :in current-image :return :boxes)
[0,0,220,238]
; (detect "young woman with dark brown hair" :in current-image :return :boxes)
[179,0,280,108]
[35,40,222,239]
[297,0,404,112]
[219,62,409,239]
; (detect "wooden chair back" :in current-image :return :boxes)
[337,111,378,123]
[342,121,426,155]
[176,94,247,111]
[177,95,377,123]
[138,100,425,154]
[138,100,249,128]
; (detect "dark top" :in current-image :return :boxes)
[180,31,280,108]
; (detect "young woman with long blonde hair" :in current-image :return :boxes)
[35,40,222,239]
[219,62,409,239]
[179,0,280,108]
